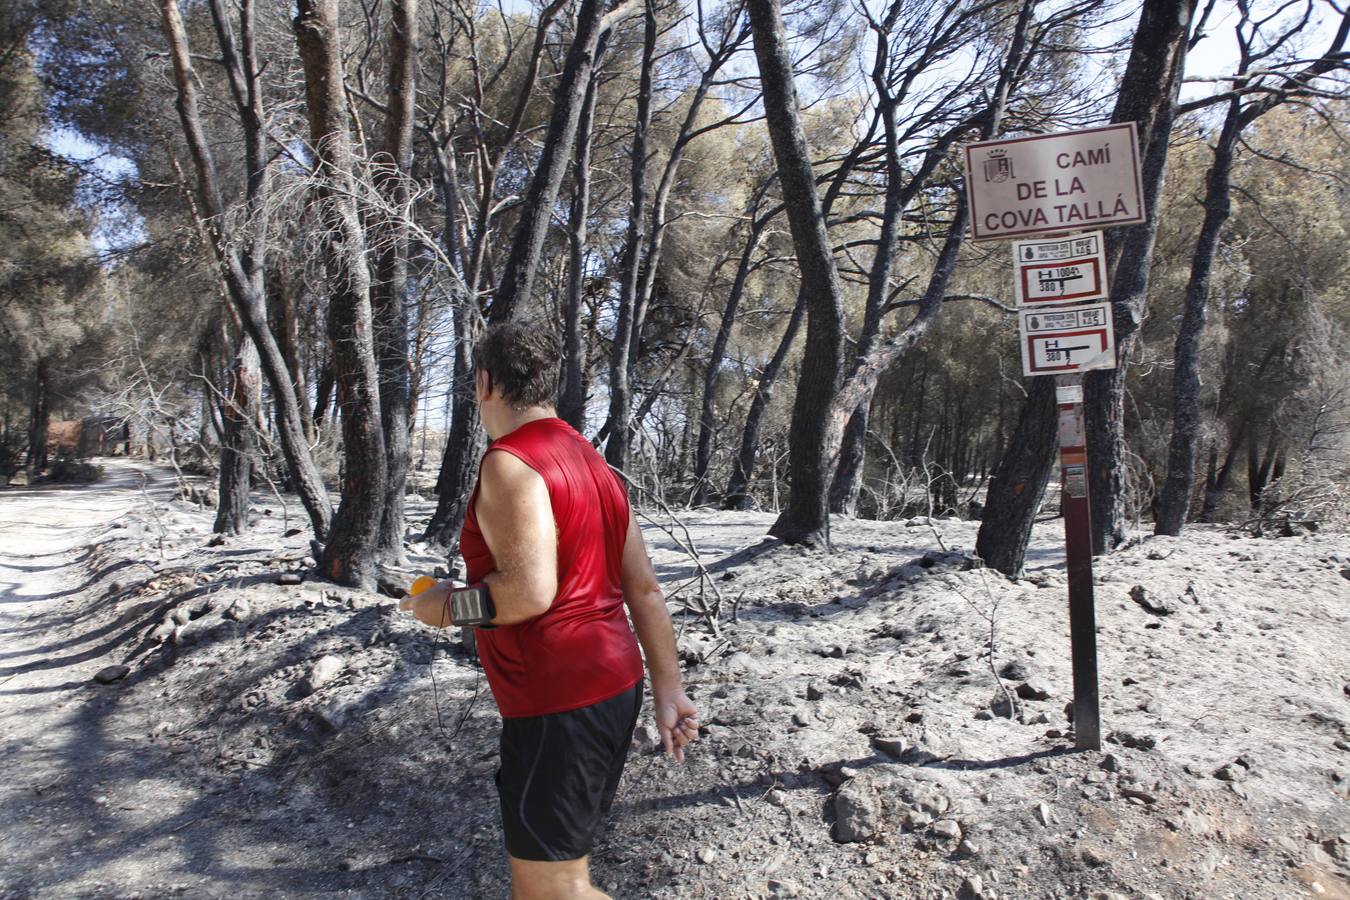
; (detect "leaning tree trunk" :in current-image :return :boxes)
[748,0,846,547]
[724,289,808,511]
[1084,0,1197,554]
[370,0,418,566]
[295,0,387,589]
[26,357,51,474]
[1155,99,1241,535]
[214,334,260,535]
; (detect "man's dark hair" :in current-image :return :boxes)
[473,322,562,408]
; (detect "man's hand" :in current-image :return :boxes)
[398,579,459,628]
[653,689,699,763]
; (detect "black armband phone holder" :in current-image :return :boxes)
[449,582,496,628]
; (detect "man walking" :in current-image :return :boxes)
[401,322,698,899]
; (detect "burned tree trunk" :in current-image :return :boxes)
[560,36,606,431]
[748,0,846,546]
[974,377,1057,576]
[605,0,656,470]
[1155,102,1240,535]
[489,0,618,324]
[26,357,51,474]
[694,208,769,504]
[1083,0,1196,554]
[371,0,418,565]
[724,288,807,511]
[294,0,387,588]
[215,335,260,535]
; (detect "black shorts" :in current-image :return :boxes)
[495,683,643,861]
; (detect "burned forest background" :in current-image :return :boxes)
[2,0,1349,586]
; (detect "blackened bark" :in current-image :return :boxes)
[489,0,615,324]
[975,377,1057,576]
[1155,100,1240,536]
[748,0,846,546]
[295,0,387,589]
[215,336,260,535]
[371,0,418,565]
[1084,0,1196,554]
[723,289,807,510]
[26,357,50,473]
[605,0,657,471]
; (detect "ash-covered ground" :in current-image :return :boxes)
[1,459,1347,899]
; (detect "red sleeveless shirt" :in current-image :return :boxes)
[460,417,644,718]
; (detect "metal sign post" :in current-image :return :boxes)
[962,121,1145,755]
[1055,377,1101,750]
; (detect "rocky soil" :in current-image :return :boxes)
[1,459,1348,899]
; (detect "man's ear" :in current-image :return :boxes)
[475,369,491,401]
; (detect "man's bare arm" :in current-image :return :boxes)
[474,450,558,625]
[620,510,698,761]
[402,449,558,628]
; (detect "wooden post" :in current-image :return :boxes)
[1055,373,1101,750]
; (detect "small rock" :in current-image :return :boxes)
[170,606,192,626]
[1035,802,1053,827]
[696,848,717,864]
[1107,730,1157,751]
[766,789,788,807]
[833,780,883,843]
[1120,787,1157,804]
[1015,678,1052,701]
[207,534,226,547]
[1129,584,1172,616]
[958,838,981,857]
[871,735,907,758]
[932,819,962,841]
[767,879,800,898]
[791,712,811,728]
[298,654,345,697]
[93,665,130,684]
[278,572,304,586]
[1213,762,1247,783]
[150,622,175,643]
[959,875,985,900]
[806,683,826,701]
[1100,753,1121,772]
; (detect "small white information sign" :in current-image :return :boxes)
[1019,302,1116,377]
[1012,231,1107,306]
[964,123,1145,241]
